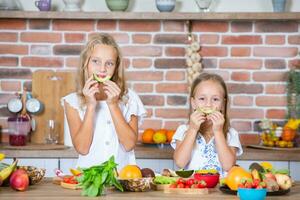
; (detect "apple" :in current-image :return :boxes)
[275,174,292,190]
[9,169,29,191]
[264,172,276,181]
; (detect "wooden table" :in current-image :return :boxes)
[0,180,299,200]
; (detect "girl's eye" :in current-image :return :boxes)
[105,61,115,67]
[213,98,221,102]
[198,97,205,101]
[92,59,101,66]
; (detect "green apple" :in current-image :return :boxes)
[93,73,111,83]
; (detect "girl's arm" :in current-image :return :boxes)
[173,128,198,168]
[108,104,138,152]
[64,102,96,155]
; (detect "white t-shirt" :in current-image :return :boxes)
[171,124,243,177]
[61,89,147,170]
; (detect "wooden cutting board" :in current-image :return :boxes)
[31,70,76,144]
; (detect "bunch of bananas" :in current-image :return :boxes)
[0,154,18,186]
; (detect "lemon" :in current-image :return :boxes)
[260,162,273,171]
[153,131,167,144]
[0,153,5,161]
[70,168,82,176]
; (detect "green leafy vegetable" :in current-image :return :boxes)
[77,156,123,197]
[153,176,177,185]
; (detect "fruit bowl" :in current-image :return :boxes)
[238,188,267,200]
[194,173,220,188]
[17,166,46,185]
[118,177,154,192]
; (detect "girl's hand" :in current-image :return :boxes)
[103,80,121,105]
[82,75,99,107]
[207,111,225,134]
[189,110,206,131]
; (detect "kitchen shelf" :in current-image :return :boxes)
[0,11,300,20]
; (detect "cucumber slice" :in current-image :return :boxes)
[93,73,111,83]
[197,107,215,115]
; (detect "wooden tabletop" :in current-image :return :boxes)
[0,180,299,200]
[1,144,300,161]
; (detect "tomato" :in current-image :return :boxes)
[186,178,195,186]
[177,183,185,188]
[176,178,185,185]
[169,183,177,188]
[63,176,78,184]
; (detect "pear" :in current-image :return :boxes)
[275,174,292,190]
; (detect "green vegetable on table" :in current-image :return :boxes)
[77,156,123,197]
[153,176,177,185]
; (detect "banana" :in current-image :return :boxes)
[0,153,5,161]
[0,160,18,182]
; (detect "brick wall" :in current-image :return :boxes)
[0,19,299,144]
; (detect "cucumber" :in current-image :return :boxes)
[93,73,111,83]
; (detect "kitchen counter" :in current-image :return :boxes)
[1,144,300,161]
[0,180,299,200]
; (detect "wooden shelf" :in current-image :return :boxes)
[0,11,300,20]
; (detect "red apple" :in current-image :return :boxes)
[10,169,29,191]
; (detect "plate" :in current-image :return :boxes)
[219,185,290,196]
[247,145,300,151]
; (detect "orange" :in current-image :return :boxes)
[166,130,175,143]
[119,165,142,179]
[142,128,155,143]
[153,129,167,144]
[226,166,252,191]
[281,128,296,142]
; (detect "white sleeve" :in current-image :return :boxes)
[170,125,188,149]
[124,89,147,126]
[227,128,243,156]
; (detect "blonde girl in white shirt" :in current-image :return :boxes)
[62,33,146,169]
[171,73,243,176]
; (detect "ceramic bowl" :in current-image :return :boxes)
[18,166,46,185]
[105,0,129,11]
[118,177,154,192]
[194,173,220,188]
[238,188,267,200]
[156,0,175,12]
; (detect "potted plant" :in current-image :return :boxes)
[105,0,129,11]
[287,70,300,118]
[156,0,176,12]
[272,0,286,12]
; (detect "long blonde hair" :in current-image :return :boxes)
[190,72,230,139]
[76,33,126,105]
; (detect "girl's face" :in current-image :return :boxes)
[87,44,117,79]
[191,80,225,113]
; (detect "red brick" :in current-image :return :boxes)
[141,120,162,130]
[253,72,287,82]
[0,106,15,117]
[155,108,189,118]
[0,81,21,91]
[23,81,32,92]
[255,21,298,32]
[233,96,253,106]
[222,35,262,44]
[22,57,63,68]
[165,47,185,57]
[110,33,129,44]
[122,58,130,69]
[199,34,219,44]
[202,59,217,68]
[21,32,62,43]
[0,32,17,42]
[227,83,263,94]
[265,84,286,94]
[239,134,260,145]
[231,47,251,57]
[166,71,185,81]
[167,95,187,105]
[154,34,188,44]
[200,47,227,57]
[66,57,80,68]
[193,21,228,32]
[265,59,286,69]
[53,20,94,31]
[266,35,285,45]
[220,59,262,69]
[133,83,153,93]
[256,96,287,106]
[289,59,300,69]
[288,35,300,45]
[65,33,86,43]
[140,95,164,106]
[126,71,163,81]
[155,59,186,69]
[119,20,160,32]
[122,46,162,57]
[0,57,18,66]
[229,108,264,119]
[146,108,153,117]
[231,72,250,81]
[0,68,32,79]
[30,45,51,55]
[29,19,50,29]
[231,22,253,32]
[0,44,28,55]
[254,47,297,57]
[163,21,184,32]
[132,59,152,68]
[132,34,151,44]
[0,19,26,30]
[231,121,252,131]
[164,121,183,130]
[266,109,286,119]
[156,83,188,93]
[97,20,116,30]
[205,70,230,81]
[53,45,83,55]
